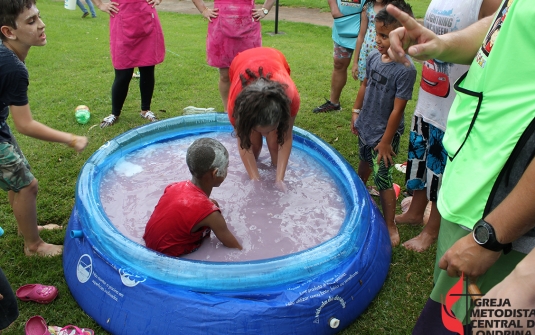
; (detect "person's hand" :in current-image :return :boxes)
[351,112,359,135]
[146,0,161,7]
[386,4,443,66]
[97,1,119,17]
[252,8,267,21]
[439,234,501,279]
[202,7,219,22]
[351,62,359,81]
[374,141,395,167]
[69,135,88,153]
[274,180,287,193]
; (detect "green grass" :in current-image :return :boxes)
[279,0,431,18]
[1,1,435,334]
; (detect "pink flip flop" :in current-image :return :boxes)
[16,284,58,304]
[25,315,51,335]
[49,325,95,335]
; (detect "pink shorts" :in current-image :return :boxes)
[206,0,261,69]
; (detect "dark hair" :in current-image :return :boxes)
[375,0,413,28]
[232,67,291,150]
[186,138,229,179]
[0,0,36,41]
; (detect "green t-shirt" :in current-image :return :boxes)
[438,0,535,228]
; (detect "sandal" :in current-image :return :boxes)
[140,110,158,122]
[100,114,118,128]
[17,284,58,304]
[49,325,94,335]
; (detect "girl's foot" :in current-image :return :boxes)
[100,114,118,128]
[140,111,158,122]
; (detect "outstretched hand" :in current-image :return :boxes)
[146,0,161,7]
[386,4,443,66]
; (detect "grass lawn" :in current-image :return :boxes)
[1,0,435,334]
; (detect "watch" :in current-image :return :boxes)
[472,219,512,254]
[262,7,269,15]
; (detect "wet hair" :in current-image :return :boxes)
[186,138,229,179]
[0,0,36,41]
[232,67,291,150]
[375,0,413,28]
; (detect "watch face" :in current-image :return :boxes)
[475,225,490,244]
[263,8,269,14]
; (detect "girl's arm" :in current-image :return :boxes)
[237,137,261,181]
[352,7,369,81]
[90,0,118,16]
[275,116,296,186]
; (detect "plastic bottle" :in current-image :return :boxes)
[0,226,4,237]
[75,105,91,125]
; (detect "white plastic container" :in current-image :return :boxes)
[64,0,76,10]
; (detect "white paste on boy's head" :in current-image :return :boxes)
[186,138,229,178]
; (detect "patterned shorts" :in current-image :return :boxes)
[0,139,34,192]
[333,41,354,59]
[405,115,447,201]
[358,133,400,191]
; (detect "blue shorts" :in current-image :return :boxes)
[358,133,400,191]
[0,138,34,192]
[405,115,447,201]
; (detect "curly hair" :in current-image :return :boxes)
[0,0,36,41]
[186,138,229,179]
[375,0,414,28]
[232,67,291,150]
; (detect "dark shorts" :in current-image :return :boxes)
[0,267,19,330]
[405,115,447,201]
[0,139,34,192]
[358,133,400,191]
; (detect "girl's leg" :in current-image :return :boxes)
[111,68,134,117]
[138,65,155,112]
[218,68,230,112]
[76,0,88,15]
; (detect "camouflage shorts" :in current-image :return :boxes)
[0,140,34,192]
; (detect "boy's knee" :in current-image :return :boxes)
[19,178,38,195]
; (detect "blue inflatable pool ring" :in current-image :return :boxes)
[63,113,391,334]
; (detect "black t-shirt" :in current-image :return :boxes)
[0,43,29,143]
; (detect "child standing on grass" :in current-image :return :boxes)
[143,138,242,257]
[350,1,416,247]
[351,0,392,117]
[0,0,88,257]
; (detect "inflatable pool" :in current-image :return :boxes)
[63,113,391,334]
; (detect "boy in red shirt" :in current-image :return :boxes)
[143,138,242,256]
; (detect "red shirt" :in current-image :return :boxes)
[143,181,219,256]
[227,47,300,126]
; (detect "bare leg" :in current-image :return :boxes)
[395,189,428,225]
[11,179,62,256]
[329,57,351,105]
[379,188,400,247]
[357,160,372,185]
[402,201,440,252]
[218,68,230,112]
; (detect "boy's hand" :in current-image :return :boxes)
[70,135,88,153]
[351,63,359,81]
[374,142,395,167]
[351,113,359,135]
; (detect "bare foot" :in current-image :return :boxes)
[402,232,437,252]
[24,242,63,257]
[394,212,424,226]
[388,225,400,247]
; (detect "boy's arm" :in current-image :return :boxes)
[374,98,407,167]
[10,105,88,152]
[351,77,367,135]
[351,10,369,81]
[328,0,342,18]
[200,211,243,250]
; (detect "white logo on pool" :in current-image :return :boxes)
[119,268,146,287]
[77,254,93,283]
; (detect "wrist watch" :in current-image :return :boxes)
[262,7,269,15]
[472,219,512,254]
